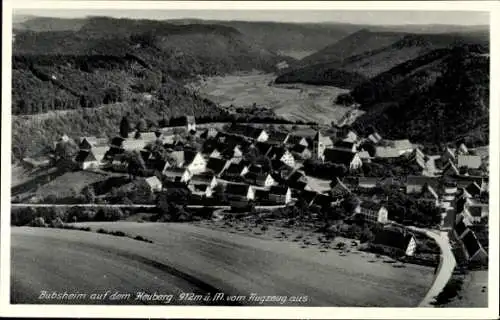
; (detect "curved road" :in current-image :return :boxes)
[11,224,433,306]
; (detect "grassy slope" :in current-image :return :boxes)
[352,46,489,145]
[276,30,489,87]
[12,17,285,160]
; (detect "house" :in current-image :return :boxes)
[343,130,359,143]
[268,147,295,168]
[464,182,482,198]
[355,201,389,224]
[111,154,129,172]
[254,189,270,202]
[142,176,163,192]
[330,178,351,202]
[75,150,101,170]
[457,155,482,169]
[189,183,214,198]
[290,144,312,160]
[184,151,207,174]
[286,135,309,148]
[419,184,440,206]
[163,168,192,183]
[186,116,196,132]
[333,140,358,152]
[168,150,185,167]
[221,162,249,179]
[225,183,255,201]
[190,173,218,189]
[222,143,243,160]
[199,127,218,139]
[78,137,98,150]
[462,204,488,226]
[371,226,417,257]
[461,229,488,264]
[442,159,460,176]
[450,175,487,190]
[245,172,276,188]
[226,124,268,142]
[358,177,378,189]
[358,151,372,163]
[254,141,274,156]
[147,158,172,175]
[268,186,292,204]
[367,132,383,144]
[322,149,363,171]
[206,157,230,176]
[110,136,125,148]
[441,147,456,163]
[267,131,290,145]
[209,148,222,159]
[391,139,414,155]
[405,176,439,194]
[375,147,402,159]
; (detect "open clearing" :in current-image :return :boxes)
[12,223,433,306]
[187,73,363,125]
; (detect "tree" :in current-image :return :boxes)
[342,194,359,214]
[136,118,147,132]
[82,185,96,204]
[120,113,131,138]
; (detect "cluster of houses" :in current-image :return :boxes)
[65,117,488,264]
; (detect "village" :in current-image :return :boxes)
[20,114,489,270]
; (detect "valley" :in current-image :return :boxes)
[187,72,363,125]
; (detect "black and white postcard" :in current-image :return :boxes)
[1,1,498,319]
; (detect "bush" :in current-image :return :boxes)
[433,277,464,306]
[94,207,124,221]
[31,217,47,227]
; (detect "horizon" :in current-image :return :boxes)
[13,10,489,26]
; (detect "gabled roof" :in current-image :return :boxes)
[286,135,307,146]
[421,184,439,200]
[333,140,356,150]
[267,131,289,144]
[462,230,481,257]
[184,150,201,165]
[147,158,170,172]
[358,177,378,185]
[442,159,460,175]
[169,150,185,165]
[144,176,162,187]
[291,144,309,154]
[75,150,96,163]
[454,217,468,236]
[373,229,414,251]
[226,183,252,196]
[269,185,290,196]
[457,155,482,169]
[206,157,228,174]
[465,182,482,197]
[391,139,413,151]
[164,167,189,177]
[323,149,357,165]
[375,147,401,158]
[190,173,215,185]
[368,132,382,144]
[111,136,125,147]
[406,176,439,189]
[224,162,247,175]
[254,142,274,156]
[226,124,265,140]
[268,146,291,160]
[358,151,371,159]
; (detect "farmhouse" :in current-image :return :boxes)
[111,155,129,172]
[268,147,295,168]
[333,140,358,152]
[405,176,439,194]
[168,150,185,167]
[457,143,469,155]
[245,172,275,188]
[371,226,417,257]
[375,147,402,159]
[75,149,104,170]
[343,130,359,143]
[190,173,218,189]
[225,183,255,201]
[254,141,274,156]
[290,144,312,160]
[142,176,163,192]
[163,168,192,183]
[355,201,389,224]
[464,182,482,198]
[462,203,488,226]
[419,184,440,206]
[206,157,230,176]
[322,149,363,171]
[286,135,309,148]
[267,131,290,145]
[222,162,249,179]
[269,186,292,204]
[461,229,488,264]
[184,151,207,174]
[442,159,460,176]
[441,147,456,163]
[457,155,482,169]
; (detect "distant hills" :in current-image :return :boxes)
[351,45,489,146]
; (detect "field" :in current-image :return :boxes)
[12,223,434,306]
[30,171,111,199]
[187,73,363,125]
[446,270,488,308]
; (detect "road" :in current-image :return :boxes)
[407,227,456,307]
[11,224,433,306]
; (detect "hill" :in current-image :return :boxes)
[276,30,489,87]
[11,17,289,160]
[351,45,489,146]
